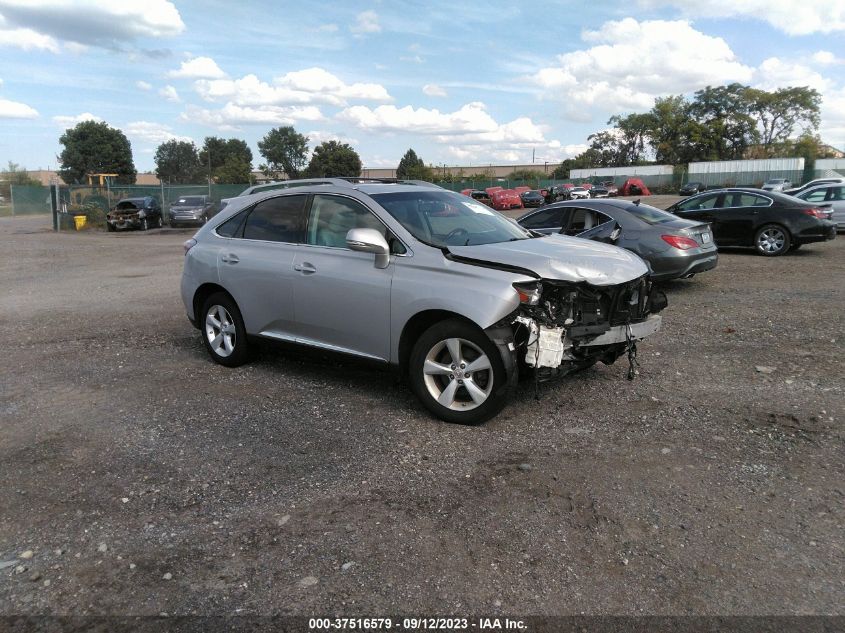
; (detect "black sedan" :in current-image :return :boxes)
[519,190,545,207]
[666,188,836,256]
[517,199,718,281]
[679,181,705,196]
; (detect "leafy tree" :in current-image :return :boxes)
[608,113,655,165]
[198,137,253,183]
[57,120,136,184]
[154,140,202,184]
[258,126,309,179]
[305,141,362,177]
[688,84,758,161]
[397,148,432,180]
[745,86,821,156]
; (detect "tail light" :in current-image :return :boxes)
[661,234,699,250]
[183,238,197,255]
[802,208,827,219]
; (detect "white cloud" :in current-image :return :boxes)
[159,85,180,102]
[0,20,60,52]
[338,102,500,135]
[0,97,38,118]
[183,104,324,129]
[351,10,381,35]
[169,56,227,79]
[0,0,185,49]
[305,130,360,149]
[423,84,447,97]
[194,68,391,108]
[136,80,152,91]
[812,51,840,66]
[819,87,845,149]
[52,112,102,127]
[752,58,831,93]
[531,19,753,119]
[124,120,191,145]
[0,77,3,88]
[639,1,845,35]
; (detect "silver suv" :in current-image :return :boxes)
[181,180,666,424]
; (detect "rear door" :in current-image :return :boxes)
[291,194,395,361]
[716,191,772,245]
[217,194,307,339]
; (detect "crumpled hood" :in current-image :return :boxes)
[448,234,649,286]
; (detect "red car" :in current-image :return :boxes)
[490,189,523,211]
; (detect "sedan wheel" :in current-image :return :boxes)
[409,318,511,424]
[200,292,250,367]
[755,224,790,256]
[141,218,149,231]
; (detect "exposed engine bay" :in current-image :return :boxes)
[506,275,668,381]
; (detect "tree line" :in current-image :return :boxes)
[51,121,366,185]
[551,83,831,178]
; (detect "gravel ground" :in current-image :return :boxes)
[0,211,843,617]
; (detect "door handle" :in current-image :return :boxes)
[294,262,317,274]
[221,253,239,264]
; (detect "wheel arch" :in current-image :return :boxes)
[397,310,482,375]
[192,283,235,329]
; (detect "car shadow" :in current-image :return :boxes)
[716,246,825,257]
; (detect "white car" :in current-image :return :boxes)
[569,186,590,199]
[762,178,792,192]
[784,177,845,197]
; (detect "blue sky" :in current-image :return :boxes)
[1,0,844,174]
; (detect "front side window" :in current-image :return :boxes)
[242,194,306,243]
[677,193,721,211]
[519,208,565,229]
[306,195,387,249]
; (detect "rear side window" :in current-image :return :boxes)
[242,195,307,243]
[725,193,770,208]
[570,208,611,232]
[520,208,564,229]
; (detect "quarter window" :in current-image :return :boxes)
[242,194,306,243]
[569,208,611,232]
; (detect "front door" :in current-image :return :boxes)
[291,194,394,361]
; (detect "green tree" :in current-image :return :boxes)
[305,141,362,177]
[745,86,821,157]
[198,137,253,183]
[154,140,202,184]
[258,126,309,179]
[397,148,433,180]
[57,120,136,184]
[505,169,545,181]
[689,84,758,161]
[608,113,655,165]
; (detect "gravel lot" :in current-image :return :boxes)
[1,209,843,617]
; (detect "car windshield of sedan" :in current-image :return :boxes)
[371,191,533,247]
[626,203,679,225]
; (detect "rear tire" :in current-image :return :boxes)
[156,216,163,228]
[106,223,115,232]
[409,319,511,425]
[755,224,790,256]
[200,292,250,367]
[141,218,149,231]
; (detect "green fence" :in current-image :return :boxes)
[7,185,53,215]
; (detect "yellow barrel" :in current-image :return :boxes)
[73,215,87,230]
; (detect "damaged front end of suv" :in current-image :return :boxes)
[504,274,667,381]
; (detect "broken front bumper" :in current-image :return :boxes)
[578,314,661,346]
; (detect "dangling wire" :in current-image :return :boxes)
[625,321,639,381]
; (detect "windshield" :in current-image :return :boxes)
[174,196,205,206]
[371,191,533,247]
[626,203,680,225]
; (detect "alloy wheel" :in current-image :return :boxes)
[757,227,786,254]
[205,305,237,357]
[422,337,493,411]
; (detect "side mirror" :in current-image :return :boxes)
[346,228,390,269]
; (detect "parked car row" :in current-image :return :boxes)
[106,195,220,231]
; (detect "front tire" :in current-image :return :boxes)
[755,224,790,256]
[200,292,250,367]
[141,217,149,231]
[409,319,511,425]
